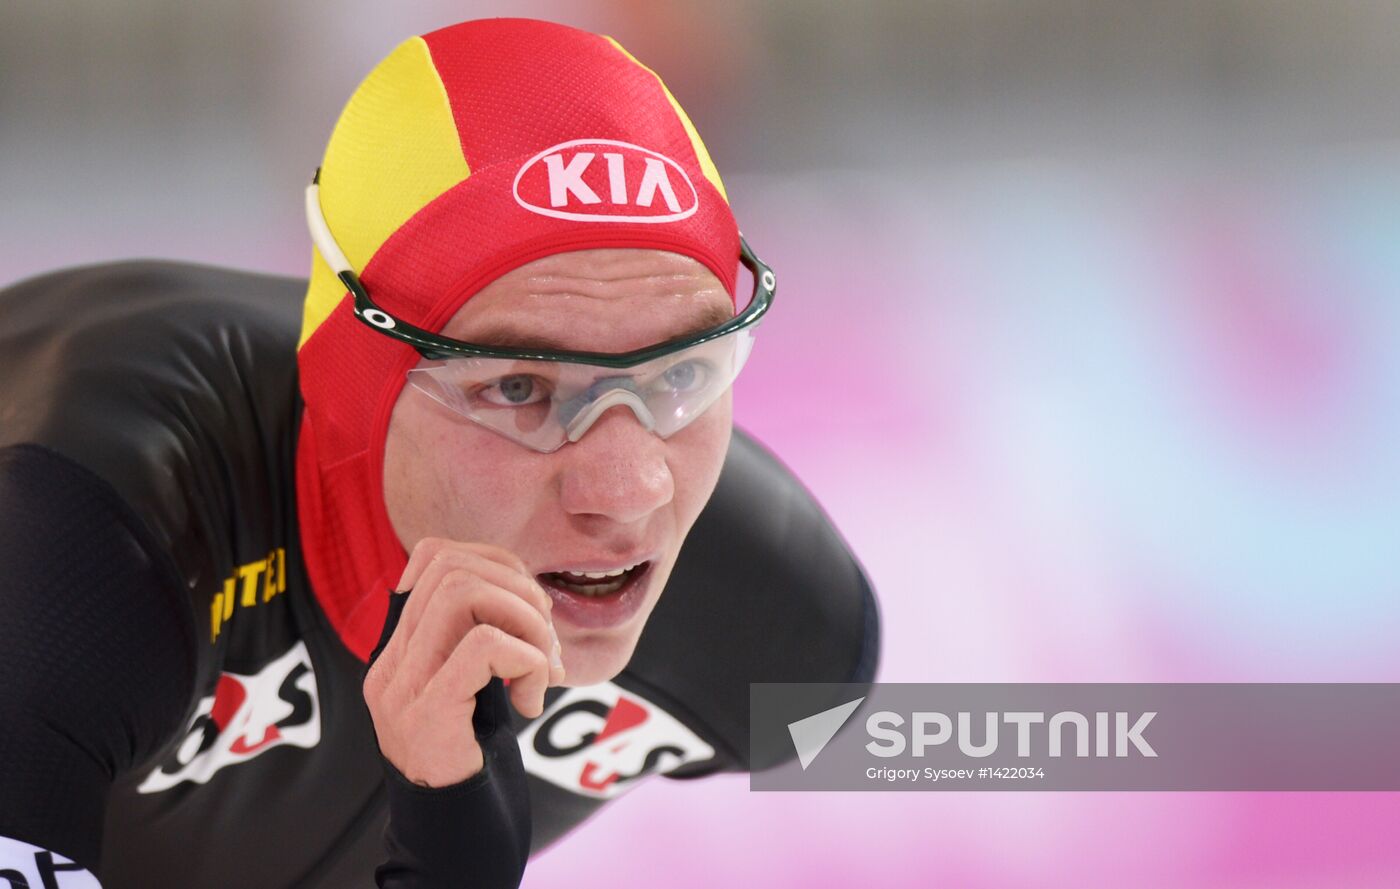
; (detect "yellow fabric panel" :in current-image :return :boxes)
[603,36,729,205]
[299,36,469,349]
[302,250,343,350]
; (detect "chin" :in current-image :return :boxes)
[553,572,667,686]
[560,664,622,688]
[558,635,637,687]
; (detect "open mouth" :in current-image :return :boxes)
[539,561,651,599]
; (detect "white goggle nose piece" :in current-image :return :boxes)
[564,388,658,443]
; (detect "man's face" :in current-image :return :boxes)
[382,248,735,686]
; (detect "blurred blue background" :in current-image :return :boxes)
[4,2,1398,886]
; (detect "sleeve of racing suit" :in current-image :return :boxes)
[366,591,533,889]
[0,444,198,885]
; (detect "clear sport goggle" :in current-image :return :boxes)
[305,170,776,453]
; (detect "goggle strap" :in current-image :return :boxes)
[304,179,354,275]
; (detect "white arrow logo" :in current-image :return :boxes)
[787,697,865,770]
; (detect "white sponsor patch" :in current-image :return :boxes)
[518,680,715,799]
[138,641,320,793]
[0,835,101,889]
[513,139,699,223]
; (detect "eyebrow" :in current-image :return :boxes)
[466,302,735,351]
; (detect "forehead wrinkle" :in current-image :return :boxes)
[440,249,732,346]
[512,246,711,277]
[520,269,718,300]
[520,287,731,319]
[457,289,733,350]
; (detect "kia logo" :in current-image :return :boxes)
[513,139,699,223]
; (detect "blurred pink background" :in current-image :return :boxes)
[4,2,1398,886]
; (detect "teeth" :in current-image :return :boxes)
[544,561,645,597]
[560,563,637,580]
